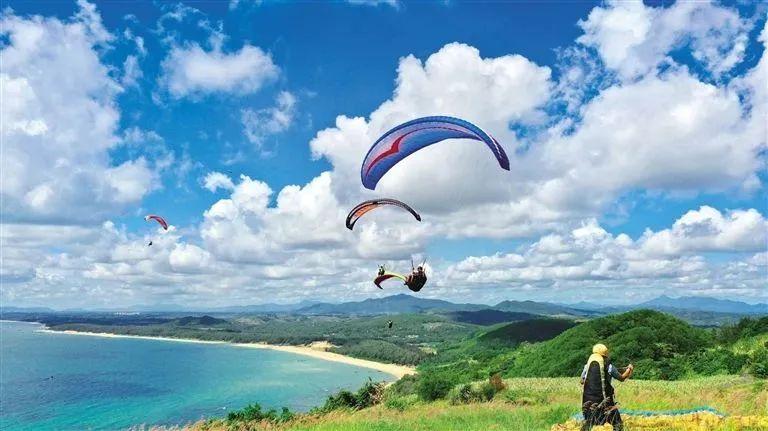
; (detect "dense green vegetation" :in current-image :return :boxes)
[478,318,577,345]
[330,340,428,365]
[49,313,478,365]
[405,312,768,405]
[409,318,579,389]
[718,316,768,344]
[225,403,294,426]
[508,310,712,379]
[507,311,768,380]
[36,308,768,376]
[311,380,385,414]
[444,309,539,325]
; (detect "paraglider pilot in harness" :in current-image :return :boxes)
[372,261,427,292]
[580,343,634,431]
[404,261,427,292]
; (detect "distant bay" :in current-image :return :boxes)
[0,321,394,431]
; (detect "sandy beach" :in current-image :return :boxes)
[38,328,416,379]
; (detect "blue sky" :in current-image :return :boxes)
[1,0,766,309]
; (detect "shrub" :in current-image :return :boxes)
[314,379,385,413]
[478,381,497,401]
[503,388,547,406]
[316,390,357,412]
[448,384,474,405]
[448,381,498,405]
[384,395,416,411]
[417,373,455,401]
[389,374,419,396]
[691,348,748,375]
[353,380,384,409]
[225,403,293,424]
[748,347,768,378]
[276,407,294,423]
[489,373,506,391]
[331,340,427,365]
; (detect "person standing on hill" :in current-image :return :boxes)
[580,343,634,431]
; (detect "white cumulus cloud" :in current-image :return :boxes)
[202,172,236,193]
[578,0,750,79]
[161,41,279,98]
[241,91,297,150]
[0,2,155,223]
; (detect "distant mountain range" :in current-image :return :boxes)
[295,294,487,315]
[209,300,321,314]
[493,300,600,317]
[293,295,606,318]
[565,295,766,315]
[3,294,764,320]
[16,301,323,314]
[638,295,766,314]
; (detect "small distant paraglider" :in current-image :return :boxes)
[144,214,168,246]
[144,215,168,230]
[387,320,393,329]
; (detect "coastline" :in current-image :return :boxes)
[37,328,416,379]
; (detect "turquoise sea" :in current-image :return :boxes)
[0,321,393,431]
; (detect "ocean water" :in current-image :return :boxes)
[0,321,393,431]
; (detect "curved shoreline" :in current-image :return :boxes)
[37,328,416,379]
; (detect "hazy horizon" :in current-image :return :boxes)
[4,292,767,312]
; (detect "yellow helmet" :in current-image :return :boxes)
[592,343,609,356]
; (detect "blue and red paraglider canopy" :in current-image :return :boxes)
[360,116,510,190]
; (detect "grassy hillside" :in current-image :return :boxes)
[416,310,716,388]
[508,309,712,380]
[405,311,767,403]
[186,376,767,431]
[444,309,539,326]
[479,319,578,345]
[413,318,578,386]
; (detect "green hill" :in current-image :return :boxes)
[507,309,712,379]
[418,310,749,386]
[412,318,579,387]
[297,294,487,315]
[445,309,539,326]
[479,318,577,345]
[174,315,229,326]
